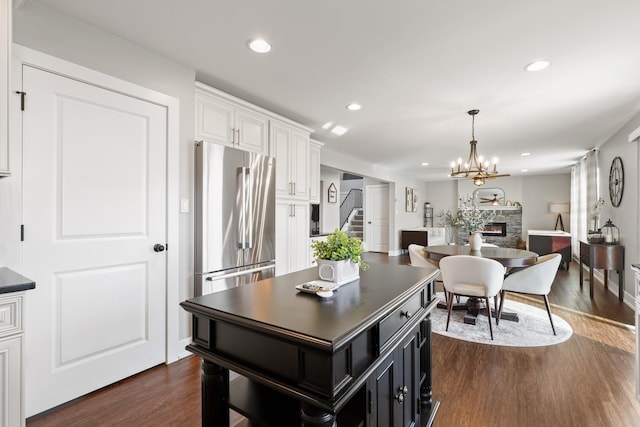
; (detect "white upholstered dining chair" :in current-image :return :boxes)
[408,244,434,267]
[497,253,562,335]
[439,255,505,340]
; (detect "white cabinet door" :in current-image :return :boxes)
[309,142,321,203]
[0,335,21,427]
[270,120,309,200]
[235,106,269,154]
[275,201,310,276]
[0,0,10,176]
[275,201,290,276]
[292,132,309,200]
[195,89,234,146]
[291,203,310,272]
[271,123,293,198]
[195,86,268,155]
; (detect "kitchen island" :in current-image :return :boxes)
[181,263,440,426]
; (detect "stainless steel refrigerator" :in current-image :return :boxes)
[194,142,276,296]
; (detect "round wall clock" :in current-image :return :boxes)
[608,156,624,207]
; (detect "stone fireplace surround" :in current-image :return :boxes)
[457,207,523,248]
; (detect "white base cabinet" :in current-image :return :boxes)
[275,201,309,276]
[0,292,24,427]
[633,265,640,403]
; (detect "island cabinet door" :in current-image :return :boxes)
[367,326,420,427]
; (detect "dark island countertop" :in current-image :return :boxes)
[0,267,36,294]
[182,262,439,349]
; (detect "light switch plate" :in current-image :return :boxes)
[180,199,190,213]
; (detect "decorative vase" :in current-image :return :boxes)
[317,259,360,285]
[469,232,482,251]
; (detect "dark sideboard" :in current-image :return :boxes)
[181,263,440,427]
[527,230,571,270]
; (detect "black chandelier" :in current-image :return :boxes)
[450,109,509,186]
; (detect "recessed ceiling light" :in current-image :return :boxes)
[421,162,429,166]
[346,103,362,111]
[247,38,271,53]
[524,60,550,72]
[331,125,349,136]
[521,152,531,157]
[321,121,334,130]
[521,169,529,172]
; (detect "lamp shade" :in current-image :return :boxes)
[549,203,570,214]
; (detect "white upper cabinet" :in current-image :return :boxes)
[308,140,322,204]
[270,120,309,200]
[195,83,269,155]
[0,0,11,176]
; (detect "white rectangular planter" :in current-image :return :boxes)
[317,259,360,285]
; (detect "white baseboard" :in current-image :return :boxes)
[388,249,403,256]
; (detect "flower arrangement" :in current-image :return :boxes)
[310,229,369,270]
[456,207,496,234]
[437,209,460,228]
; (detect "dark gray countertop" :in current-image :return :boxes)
[0,267,36,294]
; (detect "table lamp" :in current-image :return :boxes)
[549,203,570,231]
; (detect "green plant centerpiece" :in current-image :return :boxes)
[311,229,368,285]
[457,207,496,234]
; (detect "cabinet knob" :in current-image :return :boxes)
[395,391,404,403]
[401,310,413,319]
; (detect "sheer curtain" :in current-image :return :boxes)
[570,149,599,259]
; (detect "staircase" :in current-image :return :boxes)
[348,209,364,238]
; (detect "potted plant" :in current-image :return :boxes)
[457,207,496,250]
[437,209,460,244]
[310,229,368,285]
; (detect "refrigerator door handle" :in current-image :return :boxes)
[246,168,253,249]
[238,166,250,249]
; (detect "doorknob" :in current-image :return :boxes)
[153,244,166,252]
[368,221,372,224]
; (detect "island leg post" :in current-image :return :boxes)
[201,359,229,427]
[300,403,336,427]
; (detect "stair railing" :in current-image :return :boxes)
[340,189,363,230]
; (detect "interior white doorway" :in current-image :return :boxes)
[20,59,170,416]
[365,184,390,252]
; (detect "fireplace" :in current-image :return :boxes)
[480,222,507,237]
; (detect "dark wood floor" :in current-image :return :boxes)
[27,253,640,426]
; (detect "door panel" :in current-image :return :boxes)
[22,65,167,416]
[365,184,390,252]
[58,96,147,237]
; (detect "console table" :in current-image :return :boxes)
[579,241,625,301]
[181,263,440,426]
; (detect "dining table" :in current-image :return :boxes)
[422,245,539,325]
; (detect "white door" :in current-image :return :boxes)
[365,184,390,252]
[21,65,167,416]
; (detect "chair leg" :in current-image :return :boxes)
[496,290,506,325]
[543,294,556,335]
[446,292,455,331]
[485,297,494,340]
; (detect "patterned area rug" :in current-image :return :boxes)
[431,293,573,347]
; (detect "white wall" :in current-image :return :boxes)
[10,2,197,348]
[596,111,640,303]
[425,174,571,236]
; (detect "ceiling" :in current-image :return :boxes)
[31,0,640,181]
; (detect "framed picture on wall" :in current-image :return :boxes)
[405,187,413,212]
[328,182,337,203]
[412,189,418,212]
